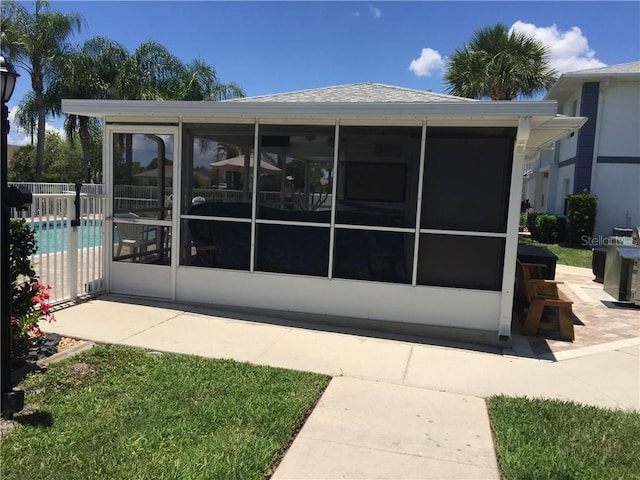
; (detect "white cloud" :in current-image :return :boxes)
[409,48,445,77]
[511,21,606,74]
[45,123,67,138]
[369,6,382,19]
[7,106,30,146]
[7,105,66,146]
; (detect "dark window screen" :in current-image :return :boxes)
[417,234,505,291]
[421,130,514,232]
[345,162,406,202]
[256,225,329,277]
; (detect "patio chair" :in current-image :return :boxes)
[516,259,575,341]
[114,212,155,262]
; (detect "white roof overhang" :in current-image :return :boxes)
[61,99,585,161]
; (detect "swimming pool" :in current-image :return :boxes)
[31,220,103,254]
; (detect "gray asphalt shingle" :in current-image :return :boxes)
[229,82,476,103]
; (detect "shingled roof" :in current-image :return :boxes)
[562,61,640,76]
[545,61,640,101]
[229,82,476,103]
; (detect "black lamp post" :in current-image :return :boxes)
[1,54,22,420]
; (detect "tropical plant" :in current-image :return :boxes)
[444,23,556,100]
[48,36,129,181]
[128,40,244,101]
[7,129,96,182]
[50,38,245,181]
[9,219,56,360]
[0,0,83,180]
[567,191,598,248]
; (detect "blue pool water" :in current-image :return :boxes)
[31,220,103,254]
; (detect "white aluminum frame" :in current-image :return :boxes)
[64,96,586,341]
[105,124,180,299]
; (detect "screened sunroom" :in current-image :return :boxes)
[62,83,585,344]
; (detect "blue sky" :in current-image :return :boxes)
[7,1,640,145]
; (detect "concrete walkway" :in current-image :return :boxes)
[40,267,639,479]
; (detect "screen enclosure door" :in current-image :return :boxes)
[108,126,178,298]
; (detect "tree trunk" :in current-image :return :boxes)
[34,90,46,182]
[79,116,92,183]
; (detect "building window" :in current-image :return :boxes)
[332,126,421,284]
[180,124,254,269]
[178,122,514,291]
[336,126,421,229]
[421,127,515,233]
[417,234,505,291]
[256,125,335,222]
[112,132,174,265]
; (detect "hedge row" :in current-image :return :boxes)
[521,192,597,247]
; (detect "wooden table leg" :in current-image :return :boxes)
[558,305,575,341]
[523,302,544,335]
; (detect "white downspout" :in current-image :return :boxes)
[498,116,531,340]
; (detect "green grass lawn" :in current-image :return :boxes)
[488,396,640,480]
[1,345,329,480]
[519,236,593,269]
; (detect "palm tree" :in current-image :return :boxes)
[444,23,556,100]
[1,0,83,180]
[128,41,245,101]
[49,36,129,182]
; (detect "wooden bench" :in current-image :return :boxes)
[516,260,575,341]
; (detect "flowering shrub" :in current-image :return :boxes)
[11,282,56,349]
[9,219,56,360]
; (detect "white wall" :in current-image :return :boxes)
[593,163,640,237]
[556,93,580,162]
[176,267,503,334]
[550,164,574,216]
[597,82,640,157]
[591,80,640,237]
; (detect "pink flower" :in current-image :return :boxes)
[11,319,19,326]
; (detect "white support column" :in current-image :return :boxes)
[170,118,183,301]
[412,120,427,286]
[498,116,531,339]
[328,121,340,279]
[250,121,259,272]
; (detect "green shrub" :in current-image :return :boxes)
[526,212,539,237]
[567,191,598,247]
[9,219,54,360]
[535,214,558,243]
[10,219,38,319]
[519,212,528,232]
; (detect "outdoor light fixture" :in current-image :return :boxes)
[1,54,24,420]
[1,56,19,103]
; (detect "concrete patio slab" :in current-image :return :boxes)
[123,312,293,363]
[272,377,499,480]
[553,349,640,410]
[42,297,185,344]
[403,344,639,410]
[254,328,412,381]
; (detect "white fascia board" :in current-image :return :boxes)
[62,99,558,121]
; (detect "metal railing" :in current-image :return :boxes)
[9,182,104,195]
[10,191,106,304]
[7,182,330,303]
